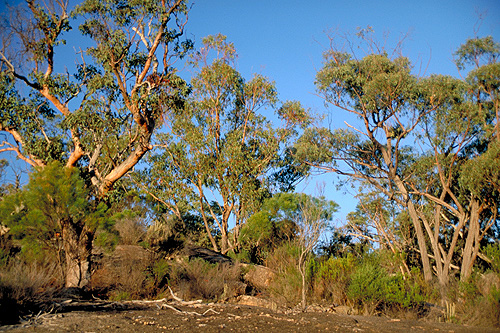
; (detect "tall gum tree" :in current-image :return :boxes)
[296,31,499,286]
[0,0,192,288]
[140,34,310,254]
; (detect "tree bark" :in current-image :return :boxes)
[392,177,433,282]
[461,198,480,281]
[221,231,229,255]
[299,250,307,311]
[61,219,94,288]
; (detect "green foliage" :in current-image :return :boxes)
[317,255,356,282]
[347,255,427,314]
[240,192,337,264]
[0,162,108,260]
[0,72,65,163]
[315,50,416,121]
[240,192,301,263]
[483,243,500,274]
[454,36,500,70]
[305,29,500,286]
[460,137,500,200]
[314,255,356,304]
[347,259,387,311]
[1,0,193,204]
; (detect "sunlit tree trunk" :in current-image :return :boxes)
[461,198,480,281]
[391,177,433,282]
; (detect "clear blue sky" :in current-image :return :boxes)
[183,0,500,223]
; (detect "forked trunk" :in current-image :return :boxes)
[392,176,433,282]
[461,198,480,281]
[61,219,94,288]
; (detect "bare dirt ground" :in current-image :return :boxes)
[1,300,498,333]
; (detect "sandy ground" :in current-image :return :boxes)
[1,301,498,333]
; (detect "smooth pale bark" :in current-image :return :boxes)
[406,199,433,282]
[299,250,307,311]
[196,181,219,252]
[461,198,480,280]
[385,148,433,282]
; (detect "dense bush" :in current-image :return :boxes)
[347,259,388,314]
[313,254,356,305]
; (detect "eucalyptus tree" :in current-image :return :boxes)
[0,0,192,287]
[296,30,499,286]
[142,34,309,254]
[296,32,435,281]
[402,36,499,283]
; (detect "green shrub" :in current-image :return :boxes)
[314,254,356,305]
[347,256,428,315]
[484,243,500,274]
[384,274,427,309]
[146,258,170,290]
[347,260,387,314]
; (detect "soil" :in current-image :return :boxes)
[1,300,498,333]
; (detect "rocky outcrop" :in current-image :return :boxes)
[241,264,275,290]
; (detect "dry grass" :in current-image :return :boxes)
[169,258,243,301]
[0,259,63,324]
[114,217,147,245]
[90,245,156,300]
[454,272,500,328]
[264,245,302,307]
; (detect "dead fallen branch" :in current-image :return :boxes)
[168,286,203,305]
[157,303,220,316]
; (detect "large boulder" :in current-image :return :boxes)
[241,263,275,290]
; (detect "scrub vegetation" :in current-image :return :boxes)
[0,0,499,328]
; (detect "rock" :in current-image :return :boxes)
[241,264,275,290]
[333,305,354,315]
[183,246,233,264]
[236,295,278,310]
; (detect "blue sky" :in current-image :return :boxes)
[183,0,500,222]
